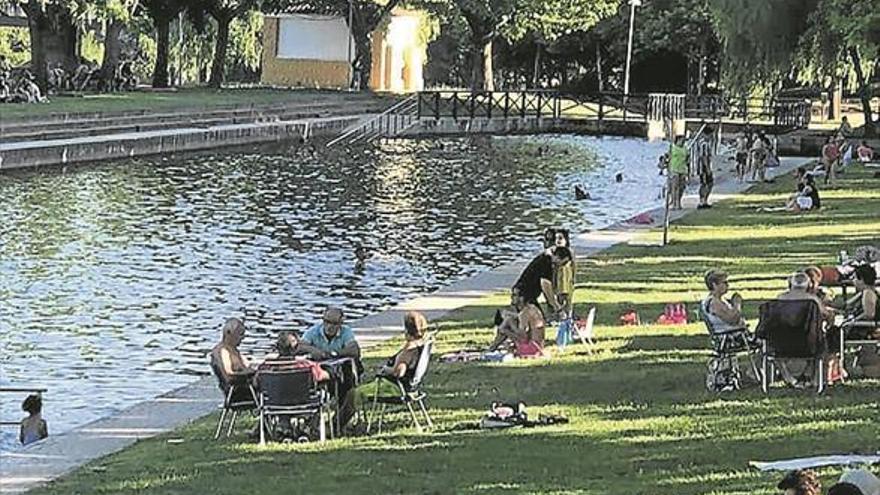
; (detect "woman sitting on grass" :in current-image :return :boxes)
[488,290,546,356]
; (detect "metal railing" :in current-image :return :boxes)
[326,94,420,147]
[1,387,47,427]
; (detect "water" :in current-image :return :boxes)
[0,135,666,449]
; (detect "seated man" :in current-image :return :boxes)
[702,269,746,334]
[300,308,361,361]
[210,317,256,390]
[488,290,545,354]
[300,308,362,428]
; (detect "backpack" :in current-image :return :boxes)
[706,356,741,392]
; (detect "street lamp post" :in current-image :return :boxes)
[623,0,641,98]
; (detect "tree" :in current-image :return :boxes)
[203,0,259,88]
[452,0,515,90]
[16,0,80,91]
[143,0,184,87]
[712,0,878,136]
[95,0,140,88]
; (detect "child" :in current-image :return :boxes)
[19,394,48,446]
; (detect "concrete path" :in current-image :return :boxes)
[0,154,813,494]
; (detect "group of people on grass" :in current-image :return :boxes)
[821,117,877,186]
[488,228,576,356]
[778,467,880,495]
[704,258,880,384]
[211,308,430,439]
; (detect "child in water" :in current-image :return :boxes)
[19,394,48,446]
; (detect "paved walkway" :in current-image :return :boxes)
[0,154,813,494]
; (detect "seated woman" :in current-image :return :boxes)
[786,175,821,212]
[379,311,428,383]
[258,331,329,383]
[845,264,880,339]
[702,270,746,333]
[488,290,545,355]
[857,140,875,162]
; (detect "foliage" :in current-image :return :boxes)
[22,155,880,495]
[80,28,104,63]
[0,26,30,67]
[227,10,263,74]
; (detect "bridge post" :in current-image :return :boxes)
[452,94,458,120]
[504,92,510,118]
[417,93,422,120]
[521,92,527,119]
[487,92,492,119]
[537,92,542,120]
[433,92,440,119]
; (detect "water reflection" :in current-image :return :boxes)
[0,135,665,448]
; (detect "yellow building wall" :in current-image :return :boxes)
[261,17,350,89]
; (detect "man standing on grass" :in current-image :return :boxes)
[667,135,689,210]
[697,126,714,209]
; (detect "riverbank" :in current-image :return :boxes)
[10,155,878,493]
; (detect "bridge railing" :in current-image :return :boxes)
[417,91,560,120]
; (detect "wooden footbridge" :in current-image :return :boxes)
[328,90,813,146]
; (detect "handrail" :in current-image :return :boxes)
[0,387,47,394]
[326,94,418,147]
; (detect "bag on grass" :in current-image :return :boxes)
[706,356,741,392]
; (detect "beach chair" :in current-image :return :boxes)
[367,338,434,434]
[699,298,761,390]
[573,307,597,350]
[257,368,332,445]
[755,299,827,394]
[210,356,259,440]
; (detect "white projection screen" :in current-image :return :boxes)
[276,15,353,62]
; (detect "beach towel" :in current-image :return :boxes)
[749,454,880,472]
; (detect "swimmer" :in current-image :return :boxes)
[574,185,591,201]
[615,172,624,183]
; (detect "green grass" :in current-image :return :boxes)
[0,87,387,120]
[30,165,880,495]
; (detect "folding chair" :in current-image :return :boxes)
[367,339,434,434]
[257,368,332,445]
[699,298,762,387]
[210,356,258,440]
[573,307,597,350]
[755,299,827,394]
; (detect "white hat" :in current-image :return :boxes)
[840,469,880,495]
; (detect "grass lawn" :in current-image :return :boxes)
[29,164,880,495]
[0,87,389,120]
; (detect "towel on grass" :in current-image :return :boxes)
[749,454,880,472]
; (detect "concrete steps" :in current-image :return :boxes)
[0,95,398,144]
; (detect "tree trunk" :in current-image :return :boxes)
[100,20,124,89]
[595,43,603,92]
[531,42,542,88]
[482,39,493,91]
[24,1,78,92]
[352,31,371,90]
[697,52,705,96]
[152,15,172,88]
[209,14,232,88]
[849,46,876,138]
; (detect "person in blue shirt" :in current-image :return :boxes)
[299,307,361,361]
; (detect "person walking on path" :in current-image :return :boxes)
[697,126,715,209]
[667,135,689,210]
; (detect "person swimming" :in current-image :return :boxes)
[574,185,591,200]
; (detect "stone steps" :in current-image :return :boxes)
[0,96,397,143]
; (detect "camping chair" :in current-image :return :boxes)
[366,338,434,434]
[210,356,259,440]
[699,298,762,388]
[838,318,880,377]
[755,299,827,394]
[257,368,332,445]
[573,307,597,351]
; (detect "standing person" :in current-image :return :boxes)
[19,394,48,446]
[837,115,853,139]
[667,135,689,210]
[750,132,768,182]
[735,132,749,181]
[821,135,840,185]
[697,126,715,209]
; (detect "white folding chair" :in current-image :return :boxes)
[574,307,597,350]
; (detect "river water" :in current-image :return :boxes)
[0,135,666,449]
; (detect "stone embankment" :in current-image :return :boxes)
[0,94,396,170]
